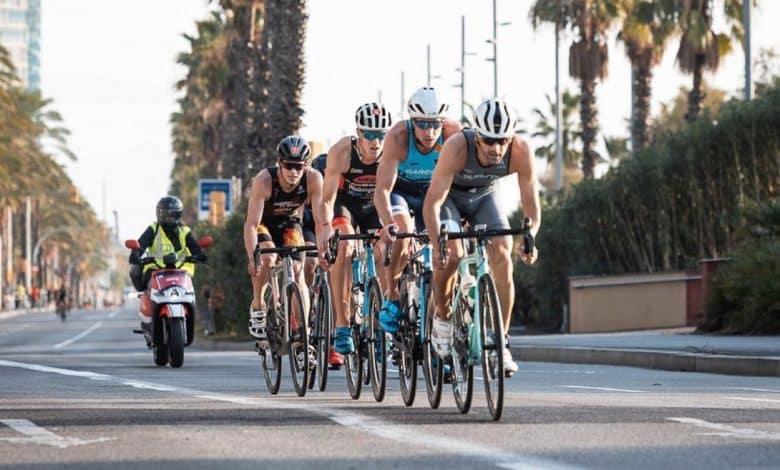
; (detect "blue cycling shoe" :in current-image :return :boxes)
[431,356,453,384]
[379,299,401,334]
[334,326,355,354]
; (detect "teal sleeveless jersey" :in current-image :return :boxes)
[395,120,443,194]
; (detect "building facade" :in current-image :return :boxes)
[0,0,40,90]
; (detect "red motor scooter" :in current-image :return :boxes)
[126,236,213,368]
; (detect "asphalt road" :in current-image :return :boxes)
[1,304,779,469]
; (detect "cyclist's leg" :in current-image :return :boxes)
[470,188,513,335]
[331,203,355,330]
[302,206,317,287]
[379,192,412,332]
[434,196,466,321]
[250,223,277,341]
[281,221,310,322]
[356,205,388,297]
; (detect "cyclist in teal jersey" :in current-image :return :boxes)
[374,86,461,333]
[423,98,541,376]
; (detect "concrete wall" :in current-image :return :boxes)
[568,271,702,333]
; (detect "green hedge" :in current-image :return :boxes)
[516,85,780,328]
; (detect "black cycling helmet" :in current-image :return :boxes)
[276,135,311,162]
[156,196,184,225]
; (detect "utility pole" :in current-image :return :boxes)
[6,207,12,296]
[555,2,563,192]
[400,70,406,119]
[113,210,119,243]
[25,197,31,292]
[744,0,752,101]
[427,44,432,86]
[459,16,466,122]
[486,0,510,97]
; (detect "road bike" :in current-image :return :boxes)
[438,219,534,420]
[307,259,332,392]
[255,243,318,397]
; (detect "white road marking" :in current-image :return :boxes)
[108,309,121,319]
[561,385,644,393]
[0,419,113,448]
[53,322,102,349]
[727,397,780,404]
[731,387,780,393]
[0,359,578,470]
[667,417,780,440]
[0,323,30,336]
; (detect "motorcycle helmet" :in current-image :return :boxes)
[156,196,184,225]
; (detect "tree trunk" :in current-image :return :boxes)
[686,54,705,123]
[631,48,653,150]
[580,77,598,179]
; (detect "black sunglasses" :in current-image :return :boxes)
[280,161,306,171]
[479,134,511,146]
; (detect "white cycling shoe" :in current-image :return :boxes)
[503,347,518,377]
[249,308,269,349]
[431,317,453,358]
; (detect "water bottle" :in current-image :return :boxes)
[460,270,476,308]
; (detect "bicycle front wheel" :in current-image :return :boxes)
[398,275,417,407]
[367,278,386,402]
[422,276,443,409]
[314,277,332,392]
[287,283,310,397]
[345,322,363,399]
[451,299,473,414]
[261,287,282,394]
[480,273,505,421]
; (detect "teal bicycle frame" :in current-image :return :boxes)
[448,237,491,365]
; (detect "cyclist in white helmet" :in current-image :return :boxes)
[318,103,393,357]
[374,86,461,334]
[422,98,540,377]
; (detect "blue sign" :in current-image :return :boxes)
[198,179,232,214]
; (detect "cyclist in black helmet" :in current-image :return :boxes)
[128,195,208,292]
[244,135,326,348]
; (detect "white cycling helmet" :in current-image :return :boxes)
[355,102,392,131]
[474,98,518,138]
[407,86,449,119]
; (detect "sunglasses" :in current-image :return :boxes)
[478,134,511,146]
[280,161,306,171]
[361,130,386,141]
[412,119,443,130]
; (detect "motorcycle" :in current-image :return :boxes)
[125,236,213,368]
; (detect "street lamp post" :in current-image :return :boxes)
[744,0,752,101]
[555,1,564,191]
[486,0,511,97]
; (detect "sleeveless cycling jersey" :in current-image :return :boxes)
[263,166,308,222]
[452,129,512,189]
[311,153,327,175]
[395,120,443,193]
[336,137,379,204]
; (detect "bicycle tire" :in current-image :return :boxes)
[261,287,282,394]
[367,278,387,402]
[451,295,473,414]
[398,273,417,407]
[345,302,363,399]
[316,276,332,392]
[287,283,309,397]
[480,273,505,421]
[422,275,443,409]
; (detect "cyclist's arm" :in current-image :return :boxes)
[441,117,463,142]
[307,168,325,227]
[374,122,404,227]
[511,137,541,237]
[321,138,349,224]
[423,134,465,252]
[244,170,271,260]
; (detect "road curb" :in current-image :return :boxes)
[511,345,780,378]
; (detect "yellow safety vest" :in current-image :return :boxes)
[144,223,195,276]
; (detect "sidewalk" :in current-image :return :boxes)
[0,306,52,320]
[510,327,780,377]
[193,327,780,377]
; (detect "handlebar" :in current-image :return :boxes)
[438,218,535,262]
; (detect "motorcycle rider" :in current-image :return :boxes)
[128,196,208,293]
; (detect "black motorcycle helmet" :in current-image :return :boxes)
[156,196,184,225]
[276,135,312,162]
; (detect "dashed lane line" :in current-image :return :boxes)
[53,322,102,349]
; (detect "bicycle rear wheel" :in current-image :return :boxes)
[345,320,363,400]
[480,274,505,420]
[422,276,443,409]
[287,283,310,397]
[367,279,386,402]
[451,299,473,414]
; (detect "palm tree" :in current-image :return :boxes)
[531,0,622,179]
[532,90,583,189]
[617,0,676,149]
[674,0,745,122]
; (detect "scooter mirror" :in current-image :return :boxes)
[125,240,141,250]
[198,236,214,249]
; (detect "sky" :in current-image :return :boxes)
[40,0,780,240]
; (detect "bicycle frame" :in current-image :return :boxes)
[353,238,378,321]
[404,239,433,346]
[448,238,491,365]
